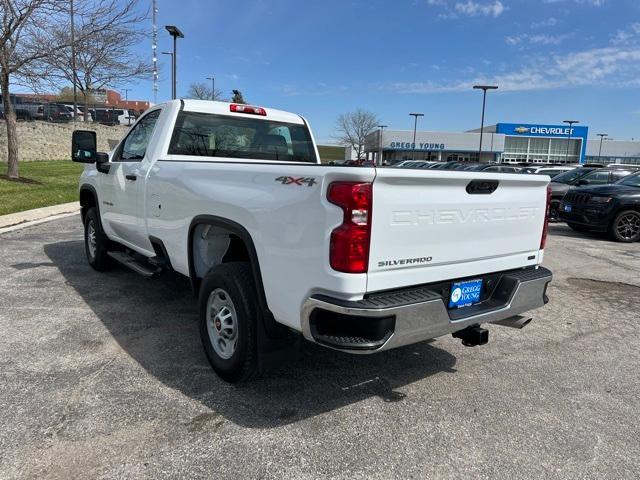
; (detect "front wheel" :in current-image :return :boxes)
[549,200,561,223]
[609,210,640,243]
[199,262,259,382]
[84,207,111,270]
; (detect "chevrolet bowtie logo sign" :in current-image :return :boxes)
[514,126,530,134]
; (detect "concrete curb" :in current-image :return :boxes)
[0,201,80,233]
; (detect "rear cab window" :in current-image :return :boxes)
[168,111,317,163]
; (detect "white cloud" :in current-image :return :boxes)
[390,45,640,93]
[611,23,640,45]
[543,0,606,5]
[423,0,506,19]
[531,17,558,28]
[454,1,505,17]
[506,33,571,46]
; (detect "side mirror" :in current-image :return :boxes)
[71,130,97,163]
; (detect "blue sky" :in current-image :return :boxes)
[133,0,639,143]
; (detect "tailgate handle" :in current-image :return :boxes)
[466,179,499,195]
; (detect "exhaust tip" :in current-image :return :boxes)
[493,316,532,330]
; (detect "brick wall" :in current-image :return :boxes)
[0,121,129,162]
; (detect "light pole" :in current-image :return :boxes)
[161,51,174,98]
[70,0,78,122]
[377,125,387,166]
[122,88,130,125]
[473,85,498,163]
[597,133,608,163]
[165,25,184,100]
[563,120,579,164]
[409,113,424,161]
[206,76,215,100]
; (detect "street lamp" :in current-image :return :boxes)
[409,113,424,161]
[165,25,184,100]
[122,88,130,125]
[161,51,174,98]
[473,85,498,163]
[377,125,387,166]
[206,76,215,100]
[597,133,608,164]
[563,120,579,164]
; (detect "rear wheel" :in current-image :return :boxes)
[199,262,258,382]
[609,210,640,243]
[549,200,561,223]
[84,207,111,270]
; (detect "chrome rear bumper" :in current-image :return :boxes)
[301,266,552,354]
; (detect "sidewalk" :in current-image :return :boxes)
[0,201,80,233]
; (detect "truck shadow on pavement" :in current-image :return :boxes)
[45,240,457,429]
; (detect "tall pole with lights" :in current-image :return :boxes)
[597,133,608,163]
[473,85,498,163]
[206,76,215,100]
[409,113,424,161]
[122,88,130,125]
[161,51,174,98]
[70,0,78,122]
[377,124,387,166]
[165,25,184,100]
[563,120,579,164]
[152,0,158,103]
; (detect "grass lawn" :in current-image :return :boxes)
[0,160,83,216]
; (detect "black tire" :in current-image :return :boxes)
[549,200,561,223]
[567,223,589,232]
[84,207,111,271]
[199,262,259,383]
[609,210,640,243]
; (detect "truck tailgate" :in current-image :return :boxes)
[367,169,549,293]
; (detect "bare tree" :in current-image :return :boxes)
[186,82,224,101]
[45,0,151,122]
[333,109,379,160]
[1,0,68,178]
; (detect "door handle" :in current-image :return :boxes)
[125,174,137,181]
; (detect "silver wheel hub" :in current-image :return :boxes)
[617,214,640,240]
[87,221,97,259]
[206,288,238,360]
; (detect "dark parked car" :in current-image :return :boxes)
[551,167,639,222]
[464,164,521,173]
[559,171,640,242]
[37,104,72,122]
[548,167,599,221]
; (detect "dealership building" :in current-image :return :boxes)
[364,122,640,165]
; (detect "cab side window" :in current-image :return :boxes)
[118,110,161,161]
[585,171,611,185]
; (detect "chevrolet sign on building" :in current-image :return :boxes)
[496,123,589,164]
[359,121,640,166]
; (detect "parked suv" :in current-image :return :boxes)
[37,104,72,122]
[559,171,640,242]
[548,167,599,221]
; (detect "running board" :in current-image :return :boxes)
[107,251,161,278]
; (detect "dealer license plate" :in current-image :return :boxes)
[449,279,483,309]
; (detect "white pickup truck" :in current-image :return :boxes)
[72,99,552,382]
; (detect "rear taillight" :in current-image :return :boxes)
[540,184,552,249]
[328,182,373,273]
[230,104,266,116]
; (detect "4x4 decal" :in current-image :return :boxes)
[275,176,317,187]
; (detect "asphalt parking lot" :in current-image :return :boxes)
[1,216,639,479]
